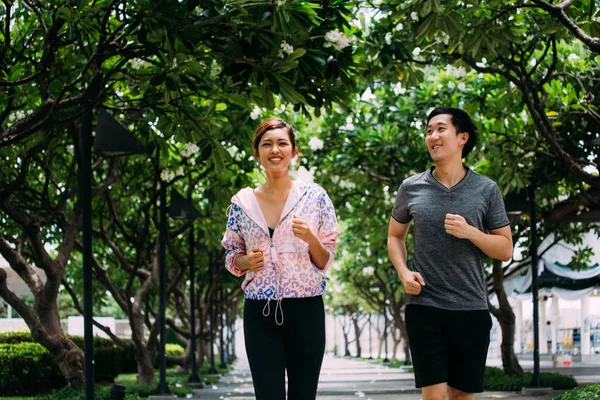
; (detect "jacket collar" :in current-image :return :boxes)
[232,180,310,234]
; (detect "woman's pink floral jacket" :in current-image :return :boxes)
[221,180,338,301]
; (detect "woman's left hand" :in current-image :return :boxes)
[292,214,317,243]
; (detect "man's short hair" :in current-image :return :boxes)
[427,107,479,158]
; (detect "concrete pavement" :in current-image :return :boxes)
[189,355,578,399]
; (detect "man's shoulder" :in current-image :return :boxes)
[401,169,429,188]
[468,170,500,189]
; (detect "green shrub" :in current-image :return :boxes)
[166,343,184,357]
[554,384,600,400]
[483,366,578,391]
[0,343,66,395]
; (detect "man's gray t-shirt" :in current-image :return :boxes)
[391,167,509,311]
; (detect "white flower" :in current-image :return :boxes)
[325,29,342,43]
[521,109,529,123]
[440,31,449,45]
[385,32,393,45]
[530,58,537,67]
[280,41,294,57]
[457,82,466,91]
[181,142,200,158]
[341,123,354,131]
[324,29,352,51]
[160,169,175,182]
[414,119,423,130]
[363,266,375,276]
[445,65,467,78]
[210,61,222,77]
[176,167,185,176]
[308,137,324,151]
[395,22,403,31]
[195,8,206,16]
[410,11,418,21]
[568,53,579,61]
[226,144,240,158]
[393,82,406,95]
[130,59,149,70]
[412,47,421,57]
[250,105,261,120]
[188,158,196,166]
[447,81,456,90]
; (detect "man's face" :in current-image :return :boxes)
[425,113,468,162]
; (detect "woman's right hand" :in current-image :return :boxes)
[247,249,265,272]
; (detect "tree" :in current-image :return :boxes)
[0,0,362,386]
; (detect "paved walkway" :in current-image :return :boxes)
[188,355,585,400]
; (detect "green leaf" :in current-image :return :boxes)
[278,76,306,104]
[416,14,436,39]
[150,74,166,86]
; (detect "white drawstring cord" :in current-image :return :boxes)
[262,298,271,317]
[275,298,284,326]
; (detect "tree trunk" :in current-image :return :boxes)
[352,316,362,358]
[490,259,523,374]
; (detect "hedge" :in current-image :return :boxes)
[554,384,600,400]
[0,343,67,395]
[484,366,578,391]
[0,331,185,396]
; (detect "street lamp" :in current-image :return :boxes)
[219,285,227,369]
[168,190,203,388]
[383,309,389,363]
[92,108,147,400]
[505,186,540,387]
[368,314,373,360]
[208,261,218,375]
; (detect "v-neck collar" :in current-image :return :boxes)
[251,181,301,233]
[427,166,471,192]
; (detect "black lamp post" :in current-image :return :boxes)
[92,109,147,400]
[383,309,390,363]
[505,186,540,387]
[219,285,227,369]
[168,190,203,388]
[368,314,373,360]
[208,262,218,375]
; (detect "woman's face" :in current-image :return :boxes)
[254,128,297,173]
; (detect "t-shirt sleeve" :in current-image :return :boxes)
[485,184,510,230]
[391,183,412,224]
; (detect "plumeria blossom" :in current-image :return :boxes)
[181,142,200,158]
[324,29,352,51]
[250,105,261,120]
[385,32,393,45]
[308,137,324,151]
[445,65,467,78]
[160,169,176,182]
[393,82,406,95]
[279,41,294,58]
[210,60,222,77]
[130,59,149,70]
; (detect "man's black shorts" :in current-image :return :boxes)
[405,304,492,393]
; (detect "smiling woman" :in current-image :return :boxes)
[221,117,338,400]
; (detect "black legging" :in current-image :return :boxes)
[243,296,326,400]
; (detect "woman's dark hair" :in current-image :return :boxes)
[252,118,297,153]
[426,107,479,158]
